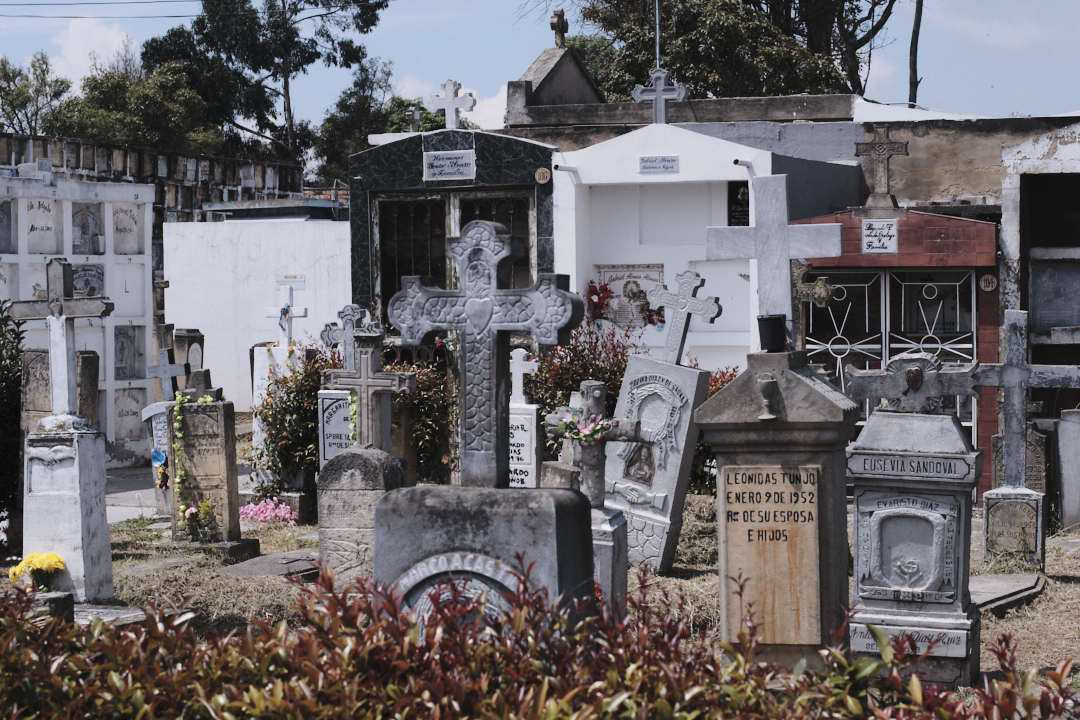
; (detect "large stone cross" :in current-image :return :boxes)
[146,348,190,398]
[10,258,113,417]
[428,79,476,130]
[646,270,721,365]
[510,347,537,404]
[322,327,416,449]
[706,175,842,339]
[180,368,222,401]
[550,7,568,48]
[845,351,979,414]
[265,283,307,346]
[855,124,908,197]
[978,310,1080,488]
[632,67,688,125]
[320,304,380,372]
[388,220,583,487]
[790,260,835,351]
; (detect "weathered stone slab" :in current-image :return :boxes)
[984,490,1043,562]
[991,425,1046,493]
[509,405,541,488]
[222,550,319,581]
[1059,410,1080,532]
[167,401,240,542]
[25,198,60,254]
[318,390,353,469]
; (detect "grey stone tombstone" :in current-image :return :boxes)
[21,349,100,441]
[11,259,114,602]
[172,328,204,392]
[428,79,476,130]
[71,203,103,255]
[387,219,582,488]
[508,348,542,489]
[991,424,1047,493]
[706,175,842,342]
[632,67,687,125]
[1057,410,1080,532]
[695,349,858,666]
[318,390,353,470]
[845,352,982,686]
[603,271,718,570]
[976,309,1080,566]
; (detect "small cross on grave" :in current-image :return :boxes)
[388,220,583,487]
[146,348,190,398]
[265,283,307,346]
[322,327,416,449]
[706,175,842,342]
[855,124,908,200]
[550,7,568,48]
[632,67,687,125]
[428,79,476,130]
[10,258,113,417]
[180,368,222,402]
[320,304,380,372]
[790,260,836,351]
[646,270,721,365]
[845,351,979,414]
[407,102,422,133]
[510,348,537,404]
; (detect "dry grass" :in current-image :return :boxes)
[241,521,318,555]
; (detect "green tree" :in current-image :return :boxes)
[0,51,71,135]
[143,0,390,161]
[0,300,24,549]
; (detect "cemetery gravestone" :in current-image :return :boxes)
[790,260,835,352]
[991,424,1047,493]
[318,391,353,469]
[508,348,542,488]
[845,353,982,686]
[695,348,858,664]
[21,349,100,440]
[72,203,102,255]
[428,79,476,130]
[172,328,204,391]
[1058,410,1080,532]
[604,271,717,569]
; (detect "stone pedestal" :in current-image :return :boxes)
[1058,410,1080,532]
[23,415,113,602]
[318,445,404,583]
[592,506,627,608]
[984,487,1044,567]
[167,401,240,542]
[695,350,858,664]
[848,412,982,686]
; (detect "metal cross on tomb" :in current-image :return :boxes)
[977,309,1080,489]
[509,348,537,405]
[9,258,113,416]
[146,348,190,398]
[646,270,721,365]
[428,79,476,130]
[706,175,842,341]
[388,219,583,487]
[265,283,307,346]
[322,327,416,449]
[855,124,908,197]
[320,304,381,372]
[845,351,979,414]
[632,67,688,125]
[790,259,836,351]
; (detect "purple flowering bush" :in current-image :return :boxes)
[239,497,298,525]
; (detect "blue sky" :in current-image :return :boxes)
[1,0,1079,130]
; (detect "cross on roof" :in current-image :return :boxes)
[322,332,416,449]
[146,348,190,398]
[407,102,422,133]
[550,7,568,48]
[320,304,380,372]
[265,283,308,346]
[388,220,583,487]
[646,270,721,365]
[790,259,835,351]
[10,258,113,416]
[705,175,842,341]
[632,67,687,125]
[428,79,476,130]
[977,310,1080,489]
[855,124,908,198]
[845,352,979,414]
[510,348,537,404]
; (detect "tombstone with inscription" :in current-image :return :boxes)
[991,424,1047,494]
[695,347,858,665]
[21,349,100,440]
[845,352,982,686]
[604,271,719,570]
[72,203,103,255]
[508,348,542,488]
[376,219,593,618]
[10,259,114,601]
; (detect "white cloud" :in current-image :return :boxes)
[461,84,507,130]
[394,75,435,101]
[50,19,131,87]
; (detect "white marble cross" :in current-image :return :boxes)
[428,79,476,130]
[706,175,842,338]
[146,348,190,398]
[10,259,113,416]
[510,348,538,404]
[632,67,687,125]
[265,283,307,346]
[647,270,721,365]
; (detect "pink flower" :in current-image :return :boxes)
[184,506,198,518]
[239,497,298,525]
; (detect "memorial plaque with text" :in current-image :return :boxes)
[423,150,476,181]
[508,404,540,488]
[319,390,354,470]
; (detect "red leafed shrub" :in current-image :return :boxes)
[0,568,1074,719]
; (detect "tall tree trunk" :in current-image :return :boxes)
[908,0,924,108]
[281,0,295,156]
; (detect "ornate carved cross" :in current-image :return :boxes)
[855,124,908,197]
[790,259,835,351]
[632,67,687,125]
[265,283,307,346]
[407,102,422,133]
[388,220,582,487]
[550,7,568,48]
[10,258,114,416]
[646,270,721,365]
[320,304,380,372]
[146,348,190,398]
[428,79,476,130]
[845,352,979,414]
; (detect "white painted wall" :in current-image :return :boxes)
[163,219,351,409]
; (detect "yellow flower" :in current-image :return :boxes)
[7,552,64,585]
